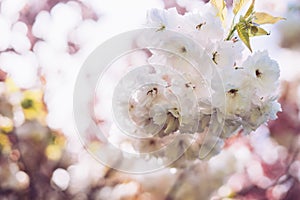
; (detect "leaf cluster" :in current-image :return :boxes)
[210,0,285,52]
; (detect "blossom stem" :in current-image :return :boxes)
[225,16,237,40]
[226,25,236,40]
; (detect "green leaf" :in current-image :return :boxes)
[210,0,227,23]
[233,0,250,15]
[244,0,255,19]
[253,12,286,24]
[248,25,270,37]
[236,20,252,52]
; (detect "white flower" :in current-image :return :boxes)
[212,69,253,118]
[149,32,204,62]
[167,77,200,133]
[243,51,280,97]
[224,88,252,117]
[242,97,282,131]
[146,8,183,31]
[147,33,214,84]
[206,40,244,69]
[182,10,224,47]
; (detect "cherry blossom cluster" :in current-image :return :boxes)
[110,2,282,160]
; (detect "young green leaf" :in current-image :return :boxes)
[233,0,250,15]
[210,0,227,23]
[254,12,286,24]
[244,0,255,19]
[236,21,252,52]
[248,25,269,37]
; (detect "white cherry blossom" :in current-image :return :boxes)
[243,51,280,98]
